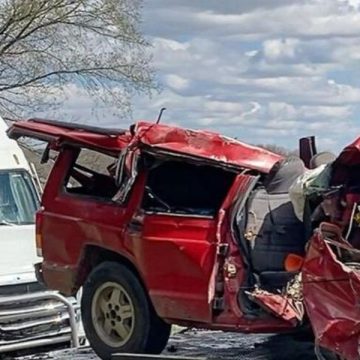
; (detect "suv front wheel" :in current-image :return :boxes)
[81,261,171,360]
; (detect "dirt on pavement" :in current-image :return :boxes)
[13,330,322,360]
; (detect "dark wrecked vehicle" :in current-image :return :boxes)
[7,118,360,360]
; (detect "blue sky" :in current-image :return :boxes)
[51,0,360,152]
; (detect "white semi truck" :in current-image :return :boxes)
[0,117,82,354]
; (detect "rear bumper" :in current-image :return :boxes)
[38,262,78,296]
[0,282,81,353]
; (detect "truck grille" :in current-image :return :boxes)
[0,282,79,351]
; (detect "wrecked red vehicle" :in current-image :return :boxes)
[7,119,360,360]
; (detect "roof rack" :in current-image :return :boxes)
[29,118,127,136]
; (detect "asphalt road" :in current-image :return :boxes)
[15,330,326,360]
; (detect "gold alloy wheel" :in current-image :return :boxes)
[91,281,135,347]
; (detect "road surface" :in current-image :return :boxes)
[14,329,326,360]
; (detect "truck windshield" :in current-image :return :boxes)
[0,170,39,225]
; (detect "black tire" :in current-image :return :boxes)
[81,261,171,360]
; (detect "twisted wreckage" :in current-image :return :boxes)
[7,118,360,360]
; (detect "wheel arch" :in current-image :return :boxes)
[79,248,171,357]
[74,245,146,294]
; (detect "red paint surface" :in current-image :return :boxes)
[7,118,131,153]
[8,119,281,173]
[335,136,360,167]
[131,122,282,173]
[129,213,218,323]
[303,223,360,360]
[249,290,301,326]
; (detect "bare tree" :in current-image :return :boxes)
[0,0,155,119]
[257,144,298,157]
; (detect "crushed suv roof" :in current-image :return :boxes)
[7,119,282,173]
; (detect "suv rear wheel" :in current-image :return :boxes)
[81,261,171,360]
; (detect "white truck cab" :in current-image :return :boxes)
[0,118,82,354]
[0,118,41,283]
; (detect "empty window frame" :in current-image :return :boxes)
[142,158,236,217]
[64,148,118,200]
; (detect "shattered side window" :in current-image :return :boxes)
[64,148,119,201]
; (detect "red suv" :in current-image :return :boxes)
[8,119,360,360]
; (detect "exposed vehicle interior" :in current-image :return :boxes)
[235,156,307,296]
[64,148,119,200]
[141,155,237,217]
[236,148,360,316]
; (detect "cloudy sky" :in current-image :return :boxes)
[129,0,360,151]
[54,0,360,152]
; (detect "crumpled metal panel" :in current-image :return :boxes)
[8,120,281,173]
[334,137,360,167]
[132,122,282,173]
[247,288,302,326]
[303,223,360,360]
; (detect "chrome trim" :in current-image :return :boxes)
[0,301,79,321]
[0,327,72,345]
[0,312,69,331]
[0,291,80,349]
[0,335,72,353]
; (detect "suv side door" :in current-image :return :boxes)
[40,147,132,294]
[124,155,247,324]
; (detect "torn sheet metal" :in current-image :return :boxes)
[8,120,281,173]
[334,136,360,167]
[247,288,303,326]
[303,224,360,360]
[131,122,282,173]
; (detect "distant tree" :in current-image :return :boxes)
[257,144,298,157]
[0,0,155,119]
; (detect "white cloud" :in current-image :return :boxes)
[164,74,190,92]
[131,0,360,152]
[143,1,360,40]
[32,0,360,152]
[262,39,299,62]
